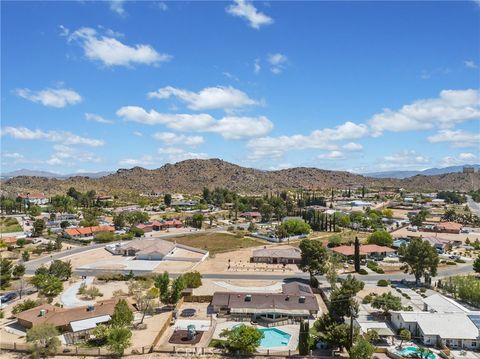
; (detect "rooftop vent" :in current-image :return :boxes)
[285,296,290,301]
[299,296,306,303]
[245,294,252,302]
[39,309,47,317]
[87,304,95,312]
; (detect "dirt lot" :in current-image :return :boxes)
[162,232,264,254]
[391,227,480,243]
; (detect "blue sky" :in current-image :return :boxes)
[1,0,479,174]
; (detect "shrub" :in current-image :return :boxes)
[377,279,389,287]
[362,293,377,304]
[358,268,368,275]
[401,293,411,299]
[12,299,40,314]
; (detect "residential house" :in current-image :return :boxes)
[251,246,301,264]
[239,212,262,221]
[435,222,463,234]
[331,244,396,259]
[18,193,49,205]
[15,299,135,342]
[211,282,319,324]
[152,219,183,230]
[390,294,480,349]
[64,225,115,238]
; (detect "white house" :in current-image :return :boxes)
[390,294,480,350]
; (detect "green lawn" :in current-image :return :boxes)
[163,232,263,254]
[0,217,23,233]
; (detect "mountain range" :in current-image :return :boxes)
[1,169,113,179]
[366,164,480,179]
[2,159,479,196]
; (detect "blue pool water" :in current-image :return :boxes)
[257,328,291,348]
[396,346,436,359]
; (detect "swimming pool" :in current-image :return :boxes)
[396,346,436,359]
[257,328,291,348]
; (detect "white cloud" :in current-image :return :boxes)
[147,85,258,111]
[441,153,479,166]
[153,132,204,146]
[15,87,82,108]
[66,27,172,67]
[155,1,168,11]
[343,142,363,151]
[383,150,430,164]
[318,150,345,160]
[369,89,480,136]
[1,127,104,147]
[133,131,143,137]
[85,112,114,124]
[119,155,154,167]
[268,53,287,74]
[2,152,24,160]
[109,0,126,16]
[47,144,101,165]
[158,147,208,162]
[427,129,480,148]
[226,0,273,29]
[464,60,478,69]
[254,58,261,74]
[246,121,368,159]
[117,106,273,139]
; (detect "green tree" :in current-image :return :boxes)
[399,329,411,348]
[30,274,63,300]
[107,326,132,356]
[371,292,402,315]
[26,323,60,358]
[299,239,329,286]
[349,336,375,359]
[0,258,13,289]
[12,263,26,278]
[327,234,342,248]
[28,205,42,217]
[182,271,202,288]
[169,276,186,304]
[60,220,70,229]
[111,299,134,327]
[54,237,63,251]
[48,260,72,280]
[280,218,311,236]
[366,231,393,247]
[32,219,46,237]
[22,250,30,262]
[113,213,126,229]
[125,211,149,226]
[12,299,39,314]
[473,256,480,274]
[354,236,361,273]
[164,194,172,207]
[298,320,310,355]
[314,314,356,350]
[399,238,439,285]
[220,324,263,354]
[329,274,365,321]
[365,329,379,344]
[154,271,170,303]
[16,238,26,247]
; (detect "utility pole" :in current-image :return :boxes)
[349,304,355,349]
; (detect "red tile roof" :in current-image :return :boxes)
[436,222,462,231]
[332,244,395,256]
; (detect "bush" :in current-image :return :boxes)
[358,268,368,275]
[362,293,377,304]
[377,279,389,287]
[454,258,466,263]
[402,293,411,299]
[182,271,202,288]
[12,299,40,314]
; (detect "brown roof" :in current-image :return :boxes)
[252,247,301,259]
[0,237,18,245]
[332,244,395,256]
[64,226,115,237]
[212,282,318,312]
[15,298,134,328]
[436,222,462,231]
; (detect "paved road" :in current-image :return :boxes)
[466,195,480,216]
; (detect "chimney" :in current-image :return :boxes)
[39,309,47,317]
[299,296,306,303]
[245,294,252,302]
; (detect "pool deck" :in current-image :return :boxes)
[212,321,299,353]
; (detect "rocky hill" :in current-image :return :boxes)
[2,159,479,196]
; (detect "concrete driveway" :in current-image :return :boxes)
[60,277,94,308]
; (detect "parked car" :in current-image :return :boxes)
[0,292,17,303]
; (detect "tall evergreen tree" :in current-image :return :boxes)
[354,237,361,273]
